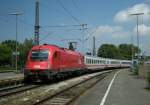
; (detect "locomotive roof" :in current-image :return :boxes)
[31,44,83,56]
[31,44,59,50]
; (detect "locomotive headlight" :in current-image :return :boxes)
[34,65,40,69]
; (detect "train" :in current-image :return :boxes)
[24,44,131,82]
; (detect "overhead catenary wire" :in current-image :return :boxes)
[39,32,53,42]
[40,1,85,29]
[40,28,65,41]
[40,0,70,17]
[56,0,81,24]
[85,25,101,41]
[40,0,89,49]
[41,0,88,33]
[42,24,88,32]
[71,0,79,10]
[42,24,86,28]
[61,38,81,42]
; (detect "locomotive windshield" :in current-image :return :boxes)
[30,50,49,61]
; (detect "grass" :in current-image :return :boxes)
[0,66,15,73]
[0,69,15,73]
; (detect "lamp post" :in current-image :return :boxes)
[10,12,22,72]
[130,13,144,60]
[130,13,144,74]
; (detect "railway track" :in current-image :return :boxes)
[31,71,111,105]
[0,83,24,92]
[0,84,40,97]
[0,70,115,105]
[0,76,24,89]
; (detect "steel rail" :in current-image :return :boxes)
[32,70,113,105]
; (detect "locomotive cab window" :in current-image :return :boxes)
[30,50,49,61]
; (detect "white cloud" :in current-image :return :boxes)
[86,24,150,55]
[133,24,150,36]
[93,25,130,38]
[114,3,150,23]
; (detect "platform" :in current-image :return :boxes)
[0,72,23,80]
[75,69,150,105]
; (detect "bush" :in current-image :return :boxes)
[133,65,139,75]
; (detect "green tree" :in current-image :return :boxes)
[97,43,140,60]
[2,40,18,51]
[97,44,120,59]
[0,44,12,66]
[0,39,33,68]
[19,39,33,66]
[118,44,141,60]
[118,44,132,60]
[1,40,21,68]
[118,44,140,60]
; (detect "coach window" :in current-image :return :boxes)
[87,59,89,64]
[99,60,101,64]
[89,59,91,64]
[88,59,90,64]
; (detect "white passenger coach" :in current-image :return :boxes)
[84,56,131,70]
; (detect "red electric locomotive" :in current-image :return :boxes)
[24,44,85,82]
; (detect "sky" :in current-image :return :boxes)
[0,0,150,55]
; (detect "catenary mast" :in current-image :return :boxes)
[34,0,40,45]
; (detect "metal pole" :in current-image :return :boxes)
[93,36,96,56]
[82,34,84,54]
[136,15,140,59]
[130,13,144,60]
[130,13,144,74]
[34,0,40,45]
[131,32,134,72]
[131,33,134,61]
[15,15,18,72]
[10,12,22,72]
